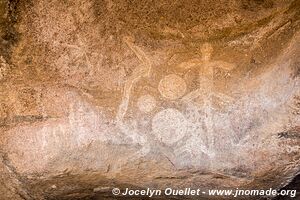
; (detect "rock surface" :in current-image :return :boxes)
[0,0,299,199]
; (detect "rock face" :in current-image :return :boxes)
[0,0,299,199]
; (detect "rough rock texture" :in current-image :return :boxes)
[0,0,299,199]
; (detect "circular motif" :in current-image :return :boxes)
[152,108,188,146]
[137,94,156,113]
[158,74,187,100]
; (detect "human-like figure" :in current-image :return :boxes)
[113,37,177,170]
[180,43,236,151]
[116,36,152,126]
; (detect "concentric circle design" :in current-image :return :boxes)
[158,74,187,100]
[137,94,156,113]
[152,108,188,146]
